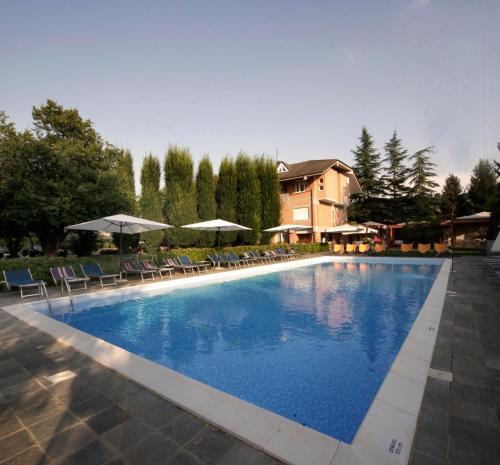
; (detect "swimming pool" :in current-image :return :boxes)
[49,260,440,444]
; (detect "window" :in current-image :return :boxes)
[293,207,309,220]
[295,180,306,193]
[280,184,288,194]
[319,178,324,191]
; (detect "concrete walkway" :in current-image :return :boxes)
[409,256,500,465]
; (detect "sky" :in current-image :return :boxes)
[1,0,499,191]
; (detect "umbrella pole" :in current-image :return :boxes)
[216,227,222,270]
[119,223,123,280]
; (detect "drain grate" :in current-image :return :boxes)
[44,370,77,385]
[428,368,453,382]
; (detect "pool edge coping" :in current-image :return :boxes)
[1,256,450,465]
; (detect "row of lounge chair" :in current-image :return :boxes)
[332,243,449,255]
[1,249,307,298]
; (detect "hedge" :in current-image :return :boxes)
[0,243,328,287]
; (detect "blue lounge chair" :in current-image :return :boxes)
[249,250,271,263]
[207,254,232,268]
[50,266,88,294]
[178,255,209,273]
[227,251,251,267]
[218,253,241,268]
[80,263,119,288]
[3,269,47,299]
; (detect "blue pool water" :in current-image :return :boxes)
[53,261,440,443]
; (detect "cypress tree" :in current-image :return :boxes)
[216,156,237,245]
[139,154,163,252]
[255,155,281,243]
[468,159,498,212]
[236,152,260,244]
[114,148,137,214]
[163,145,198,247]
[381,131,409,223]
[350,127,384,221]
[408,147,439,221]
[195,155,217,247]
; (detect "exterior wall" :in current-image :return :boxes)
[278,167,352,243]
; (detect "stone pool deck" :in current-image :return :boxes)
[1,256,498,465]
[409,256,500,465]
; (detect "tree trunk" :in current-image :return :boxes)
[37,226,65,257]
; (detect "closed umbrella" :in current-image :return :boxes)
[67,214,173,278]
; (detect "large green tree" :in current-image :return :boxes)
[381,131,409,223]
[139,154,164,252]
[0,101,129,256]
[195,155,217,247]
[407,147,439,221]
[488,146,500,239]
[112,147,137,213]
[215,156,238,245]
[236,153,260,244]
[163,145,198,247]
[468,159,498,212]
[349,126,384,221]
[255,155,281,243]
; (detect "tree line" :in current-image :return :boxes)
[348,127,500,238]
[138,147,281,251]
[0,100,281,256]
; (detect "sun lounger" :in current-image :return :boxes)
[121,259,155,281]
[228,251,251,266]
[50,266,88,294]
[219,253,241,268]
[140,260,173,279]
[163,257,199,274]
[250,250,272,263]
[81,263,119,288]
[178,255,209,273]
[3,269,47,299]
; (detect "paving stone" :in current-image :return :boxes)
[0,412,24,437]
[451,398,499,428]
[416,405,449,435]
[0,370,31,390]
[162,412,208,446]
[48,377,99,406]
[482,447,500,465]
[186,426,238,465]
[454,371,494,391]
[70,393,114,420]
[450,416,500,452]
[412,427,448,459]
[215,441,282,465]
[124,432,180,465]
[41,423,96,459]
[448,435,481,465]
[102,418,154,452]
[85,405,129,434]
[0,429,36,461]
[28,410,81,441]
[59,440,116,465]
[1,378,44,402]
[16,396,66,426]
[0,359,18,373]
[451,382,496,408]
[0,445,53,465]
[140,399,184,429]
[117,388,162,416]
[8,387,56,412]
[167,450,205,465]
[104,381,142,403]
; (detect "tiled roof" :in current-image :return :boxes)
[277,159,350,181]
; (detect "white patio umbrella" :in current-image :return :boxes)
[263,224,311,244]
[325,224,363,234]
[182,219,251,250]
[342,227,378,235]
[67,214,173,277]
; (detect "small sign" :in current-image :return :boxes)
[388,438,403,456]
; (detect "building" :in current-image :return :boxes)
[441,211,491,246]
[277,159,362,243]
